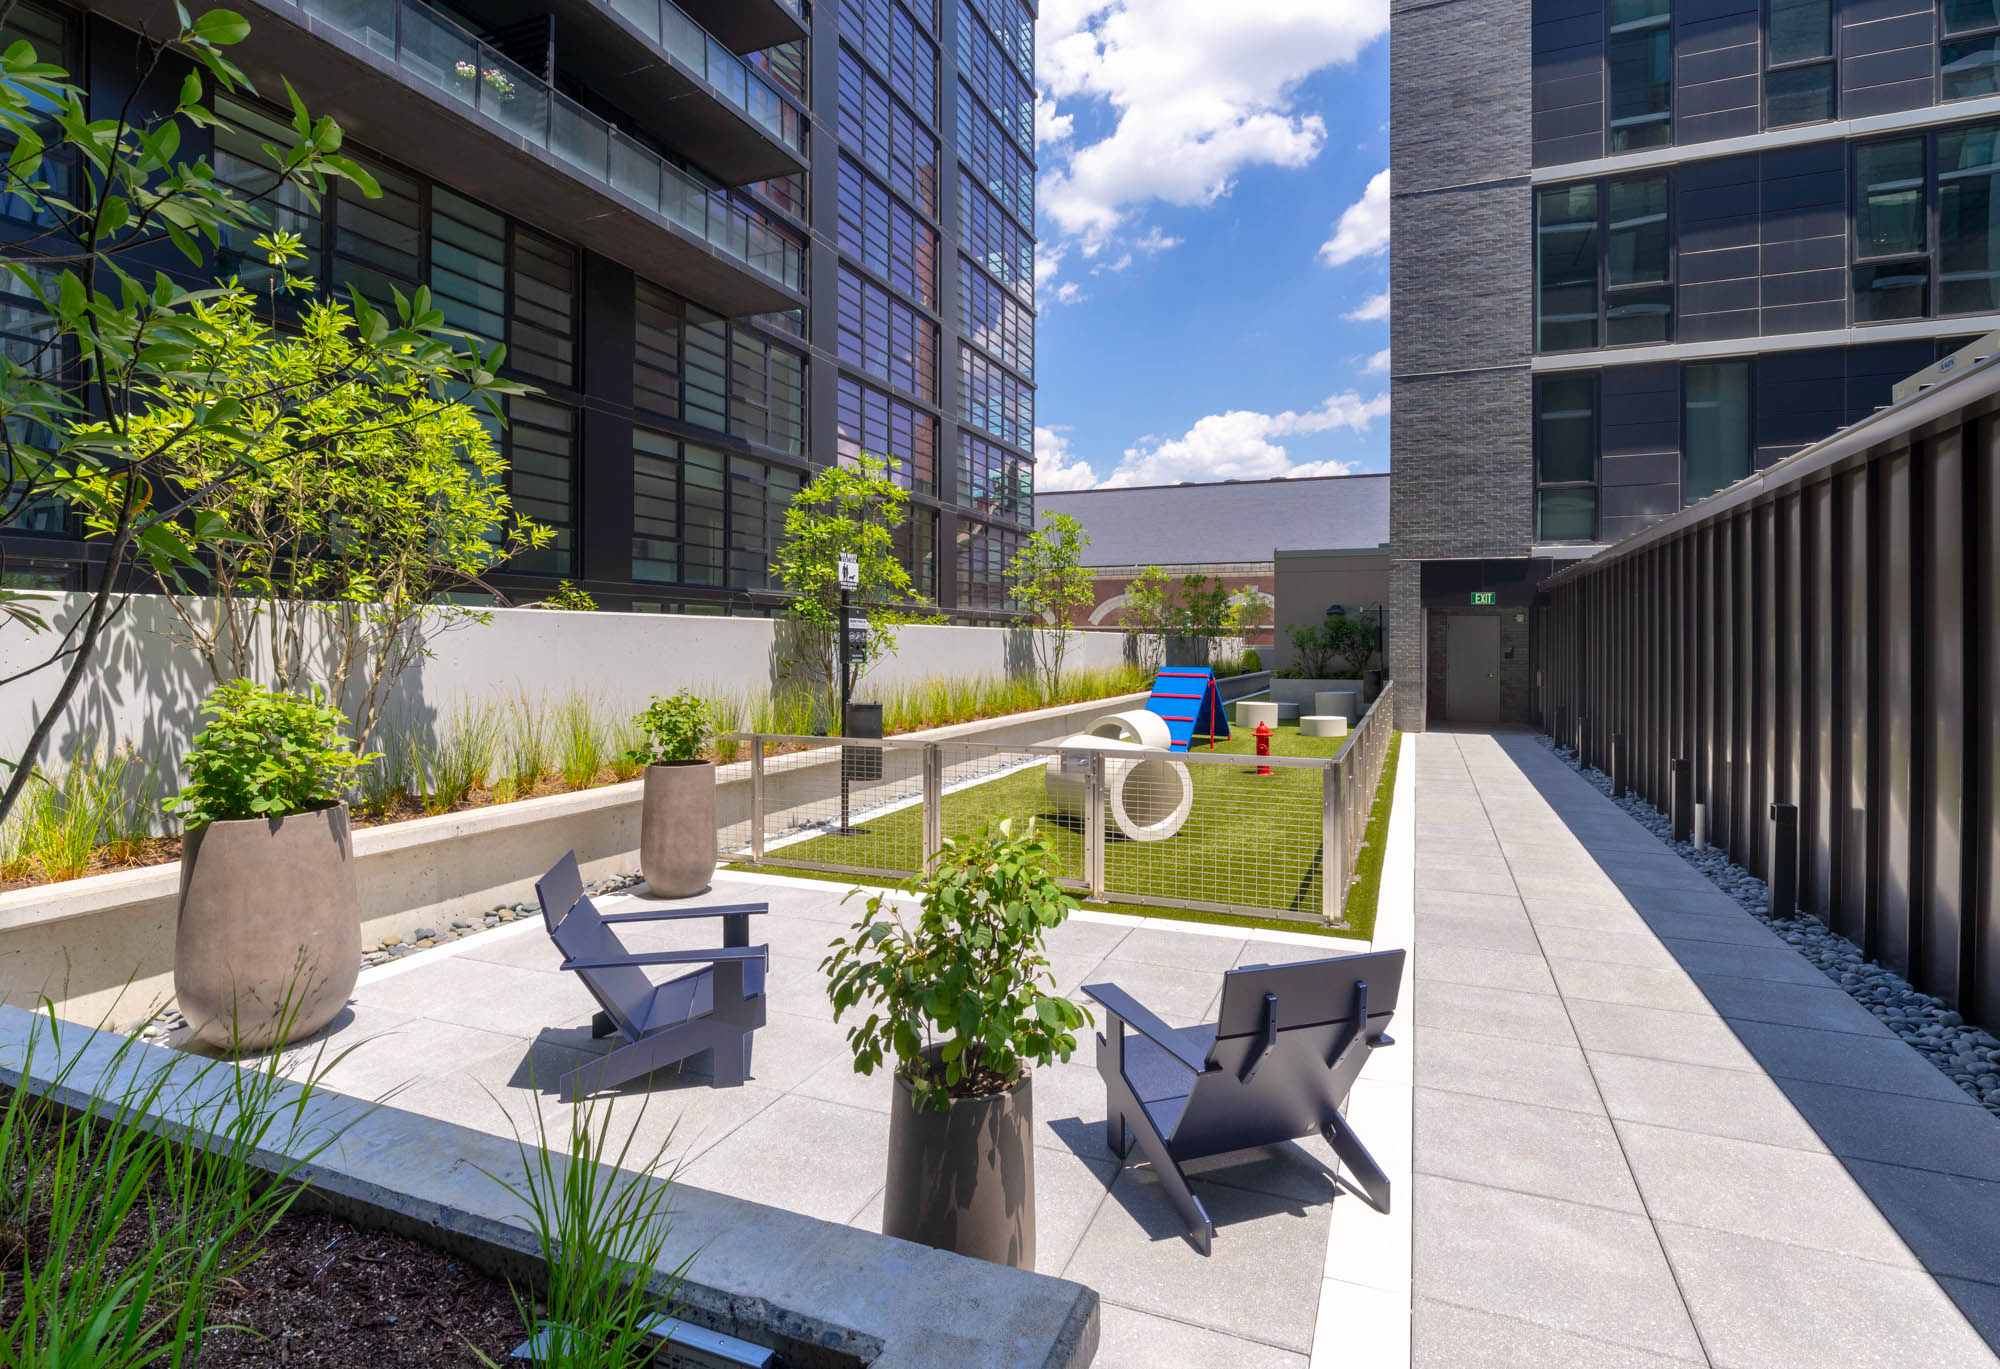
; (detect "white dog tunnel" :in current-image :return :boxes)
[1044,711,1194,843]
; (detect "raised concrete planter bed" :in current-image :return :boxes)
[0,690,1149,1026]
[0,1005,1099,1369]
[1314,690,1360,723]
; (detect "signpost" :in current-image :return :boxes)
[835,552,868,834]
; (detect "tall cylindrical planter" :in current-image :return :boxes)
[883,1060,1035,1268]
[175,802,360,1051]
[641,760,716,898]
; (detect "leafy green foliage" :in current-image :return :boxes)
[1287,614,1378,678]
[165,680,373,828]
[1176,572,1235,640]
[823,820,1091,1111]
[0,13,518,827]
[1286,621,1338,678]
[771,454,941,706]
[1006,512,1095,699]
[1241,647,1263,673]
[538,581,598,612]
[626,689,715,767]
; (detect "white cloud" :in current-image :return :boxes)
[1319,169,1389,266]
[1034,425,1102,491]
[1133,225,1182,254]
[1034,0,1388,291]
[1097,391,1389,487]
[1346,289,1389,322]
[1364,348,1391,374]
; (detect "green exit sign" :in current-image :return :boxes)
[1470,591,1497,606]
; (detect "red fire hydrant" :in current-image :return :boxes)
[1255,721,1272,776]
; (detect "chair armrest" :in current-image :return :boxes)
[1082,982,1210,1073]
[599,902,769,924]
[561,945,768,972]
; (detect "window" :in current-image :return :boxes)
[837,47,939,216]
[836,267,939,400]
[1608,0,1672,152]
[633,278,682,418]
[430,189,506,351]
[898,504,938,599]
[683,444,727,587]
[685,306,730,430]
[1766,0,1834,125]
[509,227,576,387]
[960,431,1033,525]
[728,455,800,589]
[633,429,681,584]
[728,325,806,455]
[957,0,1034,154]
[959,263,1034,377]
[836,155,939,307]
[956,83,1034,232]
[212,96,323,283]
[1683,361,1752,503]
[1536,184,1599,351]
[1944,0,2000,99]
[1534,375,1598,541]
[837,375,939,491]
[1605,176,1672,344]
[961,181,1035,303]
[956,517,1020,610]
[840,0,939,120]
[1940,123,2000,313]
[506,398,576,574]
[331,155,421,309]
[959,346,1033,451]
[631,432,802,589]
[966,0,1033,83]
[1854,138,1930,321]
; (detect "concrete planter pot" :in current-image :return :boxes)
[175,802,360,1050]
[883,1052,1035,1268]
[640,760,716,897]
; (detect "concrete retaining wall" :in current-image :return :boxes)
[0,593,1140,776]
[0,691,1151,1028]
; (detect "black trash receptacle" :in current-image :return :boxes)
[843,702,883,781]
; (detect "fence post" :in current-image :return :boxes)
[1324,758,1347,925]
[1671,757,1692,843]
[748,735,765,864]
[1768,802,1798,920]
[1084,752,1106,897]
[921,743,942,870]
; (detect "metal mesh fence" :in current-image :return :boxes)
[727,682,1395,926]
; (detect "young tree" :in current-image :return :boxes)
[1229,585,1273,641]
[0,12,513,825]
[146,264,548,750]
[1006,512,1094,699]
[1177,572,1235,643]
[1118,565,1174,668]
[1331,613,1380,677]
[771,454,939,712]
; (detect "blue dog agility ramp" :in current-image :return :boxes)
[1145,667,1230,750]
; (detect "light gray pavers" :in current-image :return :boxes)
[1411,731,2000,1368]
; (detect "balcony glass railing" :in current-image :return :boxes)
[607,0,806,153]
[292,0,804,293]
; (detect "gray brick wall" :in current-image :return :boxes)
[1389,0,1535,730]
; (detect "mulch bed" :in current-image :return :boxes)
[194,1211,523,1368]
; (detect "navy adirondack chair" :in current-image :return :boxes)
[1084,948,1405,1254]
[534,852,769,1101]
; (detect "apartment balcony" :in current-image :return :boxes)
[676,0,805,54]
[463,0,807,185]
[99,0,806,316]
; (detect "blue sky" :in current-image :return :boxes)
[1031,1,1392,490]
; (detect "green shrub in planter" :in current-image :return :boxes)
[825,819,1090,1110]
[623,689,717,767]
[166,680,374,828]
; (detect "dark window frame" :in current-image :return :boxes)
[1941,0,2000,101]
[1606,0,1674,153]
[1763,0,1838,128]
[1852,132,1937,323]
[1681,358,1756,505]
[1535,172,1675,353]
[1533,372,1602,543]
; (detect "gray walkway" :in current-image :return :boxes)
[1410,730,2000,1369]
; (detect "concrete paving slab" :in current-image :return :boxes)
[1585,1053,1824,1150]
[1412,1298,1704,1368]
[1412,887,1530,918]
[1773,1078,2000,1181]
[1413,943,1560,995]
[1657,1222,1999,1369]
[1532,924,1687,969]
[1413,1175,1706,1359]
[1941,1278,2000,1348]
[1687,971,1898,1035]
[1830,1161,2000,1284]
[1313,1279,1410,1369]
[1096,924,1246,973]
[1092,1303,1307,1369]
[1415,1087,1645,1212]
[1546,956,1717,1014]
[674,1093,892,1222]
[1417,908,1545,956]
[1656,936,1833,986]
[1413,979,1580,1047]
[1562,998,1761,1072]
[1415,1026,1604,1114]
[1728,1018,1979,1102]
[1627,908,1792,947]
[1079,956,1225,1028]
[1615,1122,1921,1265]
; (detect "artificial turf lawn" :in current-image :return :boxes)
[1339,732,1402,934]
[750,720,1390,941]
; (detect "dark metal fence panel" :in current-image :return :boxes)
[1535,376,2000,1032]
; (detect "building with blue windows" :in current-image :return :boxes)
[0,0,1037,617]
[1390,0,2000,726]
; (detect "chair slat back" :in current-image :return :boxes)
[535,855,652,1040]
[1168,949,1407,1161]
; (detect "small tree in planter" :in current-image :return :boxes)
[1006,512,1095,700]
[625,690,718,898]
[165,681,374,1050]
[824,820,1090,1267]
[1331,614,1380,678]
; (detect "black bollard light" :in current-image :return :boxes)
[1769,802,1799,920]
[1671,758,1693,843]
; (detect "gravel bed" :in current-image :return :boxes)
[1537,734,2000,1119]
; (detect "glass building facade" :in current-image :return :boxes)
[0,0,1037,617]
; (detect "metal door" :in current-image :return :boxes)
[1445,614,1502,723]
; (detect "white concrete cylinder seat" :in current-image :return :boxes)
[1235,700,1280,730]
[1043,735,1194,843]
[1300,715,1349,739]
